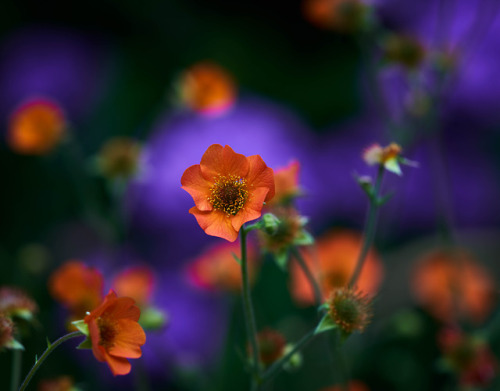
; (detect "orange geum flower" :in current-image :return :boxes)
[303,0,369,33]
[178,62,236,115]
[83,290,146,376]
[411,249,496,324]
[181,144,275,242]
[290,230,383,306]
[187,241,258,293]
[38,376,77,391]
[266,160,302,208]
[8,97,66,155]
[49,261,104,320]
[112,266,155,308]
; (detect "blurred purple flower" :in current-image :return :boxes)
[126,96,321,263]
[0,26,111,123]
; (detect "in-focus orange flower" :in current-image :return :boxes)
[49,261,104,319]
[8,98,66,155]
[181,144,275,242]
[187,241,258,292]
[321,380,370,391]
[290,230,383,306]
[0,286,38,320]
[303,0,368,33]
[178,62,236,115]
[411,249,496,324]
[266,160,301,208]
[112,266,155,308]
[84,290,146,376]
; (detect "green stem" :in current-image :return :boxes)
[18,331,83,391]
[348,165,384,288]
[11,349,22,391]
[240,227,260,388]
[259,329,316,384]
[291,247,323,307]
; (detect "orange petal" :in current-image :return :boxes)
[199,145,250,182]
[181,164,213,211]
[230,187,269,232]
[103,351,132,376]
[189,206,239,242]
[88,319,106,362]
[246,155,275,202]
[108,319,146,358]
[106,296,141,322]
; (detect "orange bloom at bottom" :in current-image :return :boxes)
[84,290,146,376]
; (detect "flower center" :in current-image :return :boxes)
[208,174,249,216]
[97,317,117,349]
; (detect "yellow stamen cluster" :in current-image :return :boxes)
[208,175,249,216]
[327,287,372,335]
[97,317,117,349]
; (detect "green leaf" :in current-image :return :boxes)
[76,338,93,350]
[71,320,89,336]
[314,313,338,335]
[231,252,241,265]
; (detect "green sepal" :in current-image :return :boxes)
[6,338,24,350]
[273,250,290,271]
[317,303,329,313]
[231,252,241,265]
[140,307,168,331]
[354,174,375,198]
[399,157,419,168]
[76,338,93,350]
[71,320,89,336]
[293,230,314,246]
[314,313,338,335]
[384,158,402,176]
[11,309,34,321]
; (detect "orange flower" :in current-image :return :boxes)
[303,0,368,33]
[411,249,495,324]
[49,261,104,319]
[84,290,146,376]
[181,144,275,242]
[248,328,286,367]
[112,266,155,308]
[266,160,301,207]
[290,230,383,306]
[321,380,370,391]
[187,241,258,292]
[8,98,66,155]
[178,62,236,115]
[38,376,75,391]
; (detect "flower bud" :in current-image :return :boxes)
[327,287,372,336]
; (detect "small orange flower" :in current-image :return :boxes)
[112,266,155,308]
[181,144,275,242]
[49,261,104,319]
[84,290,146,376]
[8,98,66,155]
[266,160,301,208]
[178,62,236,115]
[187,241,258,292]
[290,230,383,306]
[412,249,495,324]
[303,0,368,33]
[321,380,370,391]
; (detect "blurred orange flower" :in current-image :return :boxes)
[266,160,301,208]
[84,290,146,376]
[112,266,155,308]
[178,62,236,115]
[187,241,258,292]
[303,0,368,32]
[38,376,75,391]
[411,249,496,324]
[290,230,383,306]
[321,380,370,391]
[49,261,104,319]
[0,314,16,350]
[8,98,66,155]
[181,144,275,242]
[97,137,141,179]
[248,328,286,367]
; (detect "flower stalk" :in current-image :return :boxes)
[348,165,384,288]
[18,331,83,391]
[10,349,22,391]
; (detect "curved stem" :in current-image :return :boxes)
[18,331,83,391]
[260,329,316,384]
[240,227,260,389]
[348,165,384,288]
[291,247,323,307]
